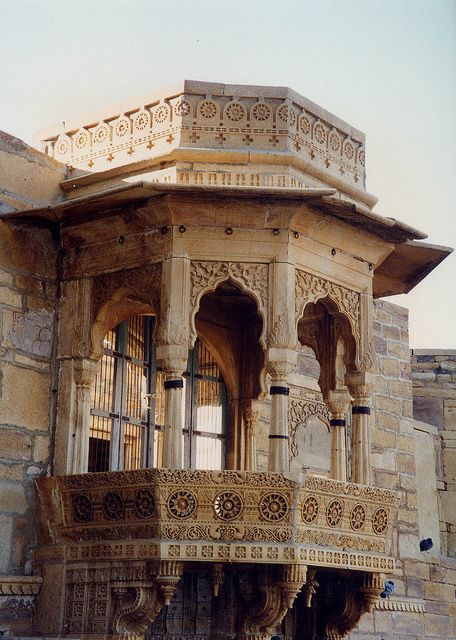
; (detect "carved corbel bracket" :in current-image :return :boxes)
[238,565,307,639]
[112,582,161,634]
[324,571,382,640]
[111,561,183,634]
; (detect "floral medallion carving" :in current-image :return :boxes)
[113,116,130,138]
[134,489,156,519]
[314,122,326,144]
[72,494,93,523]
[252,102,271,121]
[326,499,343,527]
[372,507,388,535]
[167,490,197,519]
[133,110,150,131]
[154,105,169,124]
[302,495,319,524]
[299,115,311,135]
[259,492,289,522]
[350,504,366,531]
[199,100,217,119]
[213,491,243,521]
[226,102,246,121]
[174,99,191,117]
[103,492,125,520]
[344,139,355,160]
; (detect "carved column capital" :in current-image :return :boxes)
[346,371,374,405]
[73,358,99,389]
[326,389,351,420]
[156,345,188,377]
[266,348,297,383]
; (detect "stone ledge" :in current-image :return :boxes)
[0,575,42,596]
[375,596,425,612]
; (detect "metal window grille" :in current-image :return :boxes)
[88,316,163,472]
[184,340,227,470]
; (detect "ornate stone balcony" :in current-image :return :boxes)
[36,468,396,574]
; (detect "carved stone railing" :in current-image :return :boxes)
[40,81,368,200]
[36,469,396,573]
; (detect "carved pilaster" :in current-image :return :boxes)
[266,352,297,473]
[244,404,259,472]
[71,358,99,474]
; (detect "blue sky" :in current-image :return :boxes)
[1,0,455,346]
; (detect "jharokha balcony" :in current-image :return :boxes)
[34,468,398,638]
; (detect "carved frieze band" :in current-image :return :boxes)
[295,268,361,348]
[37,468,397,558]
[43,91,365,189]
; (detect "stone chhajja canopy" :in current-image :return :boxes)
[3,81,451,639]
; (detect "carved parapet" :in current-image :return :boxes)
[41,82,368,204]
[36,469,398,570]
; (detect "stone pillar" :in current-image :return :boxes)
[327,389,351,482]
[347,372,374,485]
[157,350,187,469]
[266,260,297,474]
[71,358,99,474]
[266,353,296,473]
[156,254,190,469]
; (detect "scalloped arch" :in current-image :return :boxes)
[189,261,268,350]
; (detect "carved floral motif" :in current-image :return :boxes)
[295,269,361,351]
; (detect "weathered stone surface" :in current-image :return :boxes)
[0,430,32,461]
[0,482,27,514]
[0,363,50,430]
[0,514,12,572]
[413,396,444,428]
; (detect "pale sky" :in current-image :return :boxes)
[1,0,455,348]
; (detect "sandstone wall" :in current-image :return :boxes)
[0,135,61,632]
[350,300,456,640]
[412,349,456,559]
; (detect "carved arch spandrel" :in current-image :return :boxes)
[90,263,162,359]
[295,268,362,366]
[189,261,269,348]
[112,584,162,634]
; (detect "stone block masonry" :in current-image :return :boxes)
[0,223,58,635]
[350,302,456,639]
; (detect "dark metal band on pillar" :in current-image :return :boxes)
[352,406,371,415]
[268,434,289,439]
[330,419,346,427]
[270,386,290,396]
[164,379,184,390]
